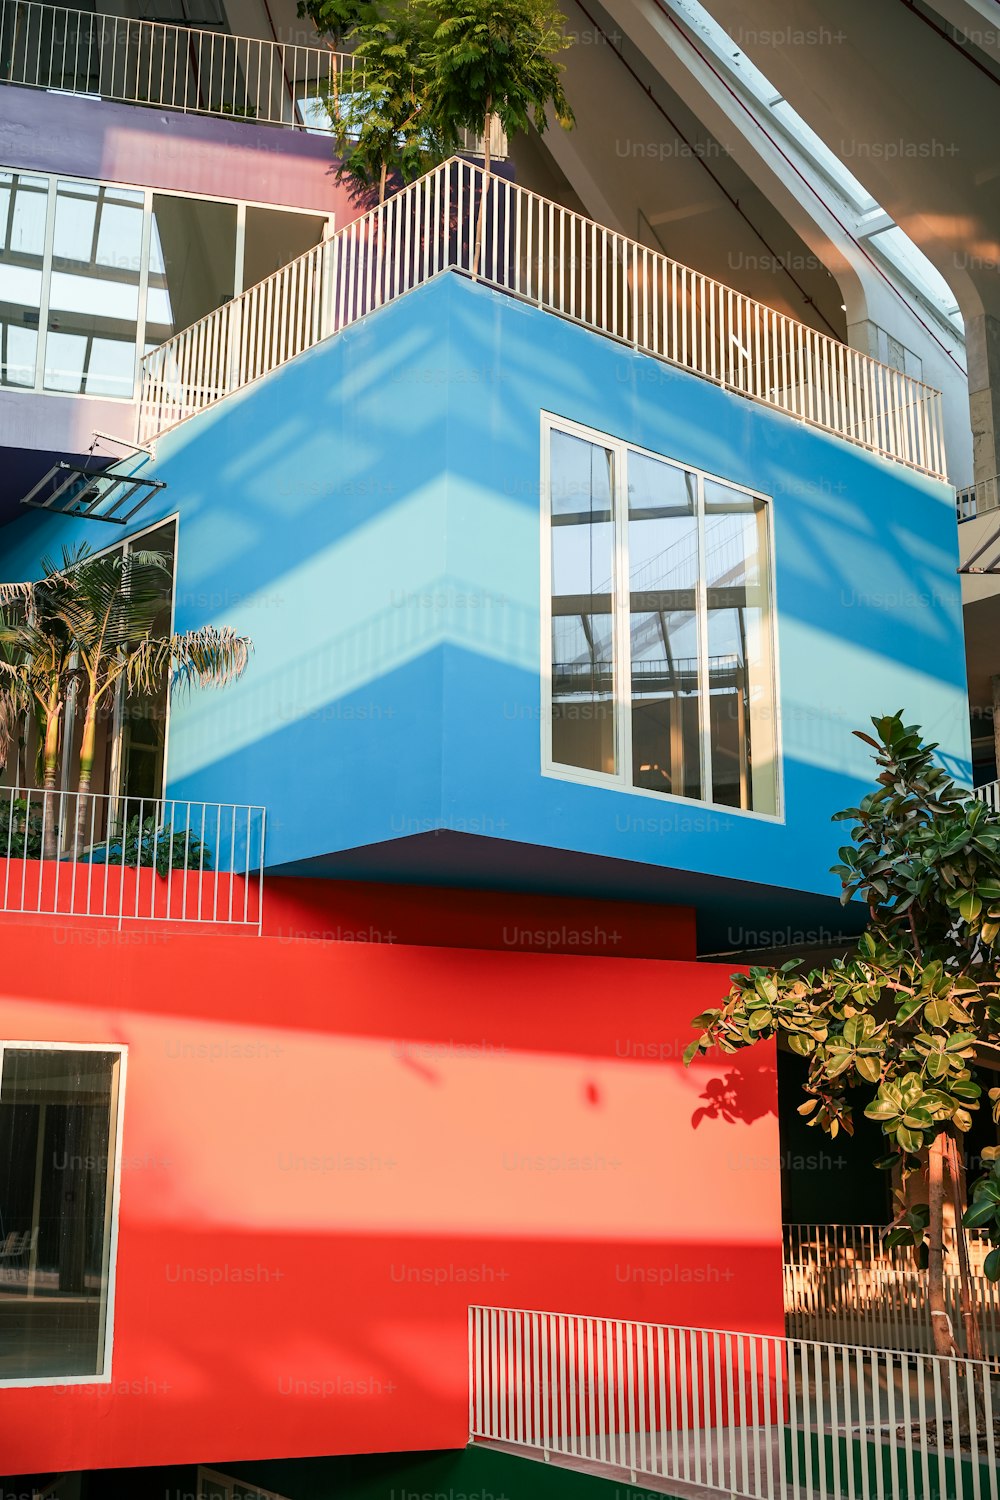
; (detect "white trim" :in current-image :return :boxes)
[0,1040,128,1389]
[539,410,784,823]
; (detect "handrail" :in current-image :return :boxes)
[0,786,265,931]
[139,157,949,479]
[470,1304,1000,1498]
[0,0,353,127]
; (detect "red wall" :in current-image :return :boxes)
[0,892,782,1475]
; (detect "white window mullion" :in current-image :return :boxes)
[132,187,154,401]
[34,172,57,392]
[695,473,713,801]
[614,440,633,791]
[234,199,247,295]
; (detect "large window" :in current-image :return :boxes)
[0,166,333,397]
[0,1044,126,1384]
[543,415,779,816]
[0,519,176,808]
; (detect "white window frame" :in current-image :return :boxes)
[0,1041,128,1389]
[0,163,335,401]
[540,411,784,821]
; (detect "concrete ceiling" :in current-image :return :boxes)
[696,0,1000,324]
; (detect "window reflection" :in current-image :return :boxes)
[146,194,238,344]
[44,180,144,397]
[0,172,47,387]
[0,168,331,397]
[628,456,703,801]
[243,207,327,290]
[545,422,778,815]
[549,430,618,776]
[0,1047,123,1381]
[704,481,776,814]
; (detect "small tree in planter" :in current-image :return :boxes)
[684,714,1000,1362]
[329,8,453,205]
[421,0,575,270]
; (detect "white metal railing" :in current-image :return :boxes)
[470,1305,1000,1499]
[0,785,265,930]
[784,1222,992,1272]
[138,157,949,478]
[783,1223,1000,1358]
[976,780,1000,812]
[0,0,353,126]
[784,1260,1000,1357]
[957,476,1000,522]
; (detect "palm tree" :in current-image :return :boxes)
[50,546,252,849]
[0,569,78,857]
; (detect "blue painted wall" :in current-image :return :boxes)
[0,274,970,903]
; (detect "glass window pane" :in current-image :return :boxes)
[44,180,144,398]
[703,481,777,814]
[549,429,617,776]
[0,172,47,387]
[242,208,328,292]
[147,195,238,344]
[627,455,703,800]
[0,1047,122,1381]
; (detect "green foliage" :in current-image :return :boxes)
[421,0,574,147]
[300,0,575,196]
[298,0,376,43]
[0,797,43,859]
[322,8,453,199]
[114,816,212,879]
[684,713,1000,1274]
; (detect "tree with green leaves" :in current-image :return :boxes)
[421,0,574,175]
[422,0,574,271]
[685,714,1000,1361]
[327,7,452,204]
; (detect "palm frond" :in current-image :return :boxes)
[125,626,252,697]
[170,627,253,692]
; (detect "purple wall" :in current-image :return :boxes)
[0,83,354,215]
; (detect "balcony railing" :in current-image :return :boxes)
[139,158,949,479]
[0,0,353,127]
[957,476,1000,522]
[0,786,265,930]
[977,780,1000,812]
[784,1223,1000,1358]
[470,1304,1000,1499]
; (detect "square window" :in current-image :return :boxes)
[0,1045,126,1383]
[542,415,779,817]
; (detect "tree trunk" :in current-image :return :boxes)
[472,101,493,279]
[74,695,98,855]
[40,685,62,861]
[378,159,388,207]
[945,1129,984,1360]
[928,1131,961,1357]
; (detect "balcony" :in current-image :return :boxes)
[139,157,949,479]
[0,0,351,130]
[0,785,265,929]
[958,476,1000,522]
[0,0,509,150]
